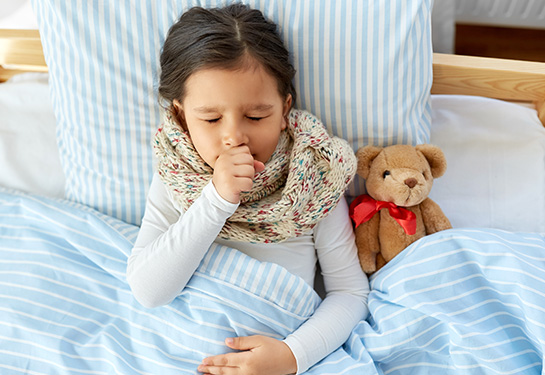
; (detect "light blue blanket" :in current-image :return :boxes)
[1,189,544,374]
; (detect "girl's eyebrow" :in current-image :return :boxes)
[246,104,274,111]
[193,104,274,113]
[193,106,221,114]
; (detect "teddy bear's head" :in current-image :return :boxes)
[356,144,447,207]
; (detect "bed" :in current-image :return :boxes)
[1,1,544,374]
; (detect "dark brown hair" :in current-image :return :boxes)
[158,3,296,109]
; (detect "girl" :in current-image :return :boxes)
[127,3,369,374]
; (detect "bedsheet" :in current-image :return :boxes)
[1,188,544,374]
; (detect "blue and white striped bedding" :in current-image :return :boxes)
[1,188,544,374]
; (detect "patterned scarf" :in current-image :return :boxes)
[154,108,356,243]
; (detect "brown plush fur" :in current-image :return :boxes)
[354,144,452,274]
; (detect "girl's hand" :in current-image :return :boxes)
[198,335,297,375]
[212,146,265,204]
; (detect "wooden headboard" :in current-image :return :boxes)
[1,28,544,126]
[0,29,46,82]
[432,53,545,126]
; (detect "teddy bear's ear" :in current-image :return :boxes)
[356,146,383,179]
[415,144,447,178]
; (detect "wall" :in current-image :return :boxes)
[456,0,545,29]
[0,0,38,29]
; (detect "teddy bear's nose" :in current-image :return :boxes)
[404,178,418,188]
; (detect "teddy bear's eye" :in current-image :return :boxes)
[383,170,391,178]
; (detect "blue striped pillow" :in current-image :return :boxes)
[31,0,433,225]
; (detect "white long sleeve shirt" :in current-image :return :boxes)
[127,173,370,373]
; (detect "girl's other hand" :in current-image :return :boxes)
[212,146,265,204]
[198,335,297,375]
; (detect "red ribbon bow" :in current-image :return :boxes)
[349,194,417,235]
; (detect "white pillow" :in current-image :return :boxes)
[0,73,65,198]
[429,95,545,233]
[31,0,433,225]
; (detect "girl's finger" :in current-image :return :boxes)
[253,160,265,173]
[198,356,239,375]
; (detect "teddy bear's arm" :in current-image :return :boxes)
[420,198,452,234]
[354,214,381,274]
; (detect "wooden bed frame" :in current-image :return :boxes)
[1,28,544,126]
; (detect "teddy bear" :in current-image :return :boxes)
[350,144,452,274]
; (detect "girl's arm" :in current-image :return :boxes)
[126,172,238,308]
[128,145,260,307]
[283,197,370,373]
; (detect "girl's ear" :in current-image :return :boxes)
[282,94,293,130]
[172,99,188,130]
[283,94,293,113]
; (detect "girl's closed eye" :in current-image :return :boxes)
[247,113,273,121]
[204,117,221,123]
[247,116,264,121]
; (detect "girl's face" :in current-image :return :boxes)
[174,63,292,168]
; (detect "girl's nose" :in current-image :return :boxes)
[222,121,248,147]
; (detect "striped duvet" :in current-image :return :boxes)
[1,188,544,374]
